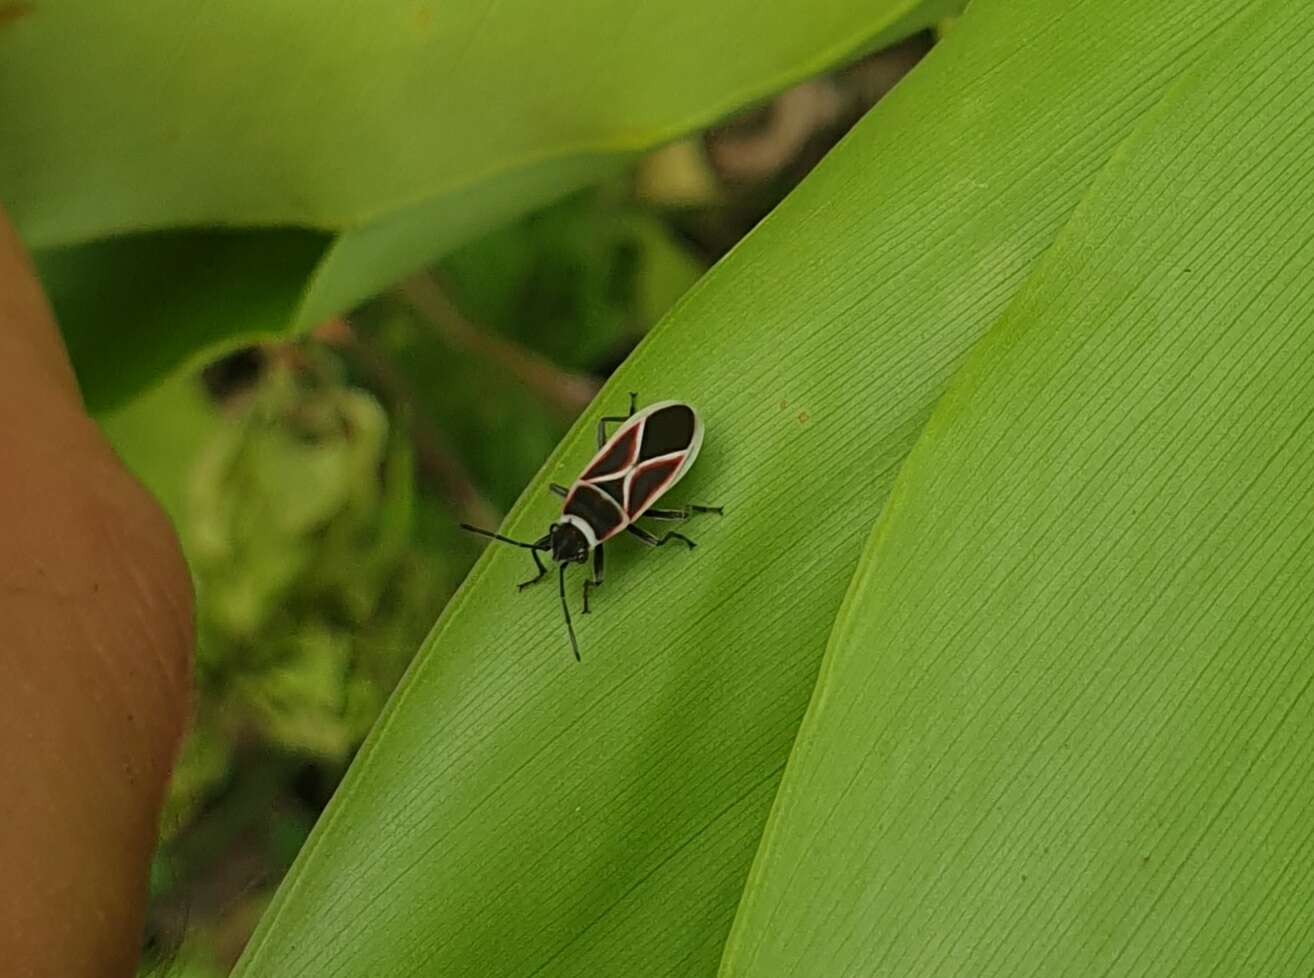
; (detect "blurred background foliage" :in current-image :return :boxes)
[89,36,935,975]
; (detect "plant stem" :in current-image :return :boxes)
[397,273,599,419]
[317,319,501,531]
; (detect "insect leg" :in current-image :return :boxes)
[517,545,551,591]
[596,391,640,447]
[642,503,725,521]
[549,482,569,498]
[582,546,605,614]
[627,523,697,550]
[459,524,553,588]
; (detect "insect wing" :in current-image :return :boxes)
[581,422,641,480]
[569,400,704,537]
[625,455,686,517]
[623,402,704,519]
[636,402,699,460]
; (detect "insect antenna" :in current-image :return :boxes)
[559,562,580,662]
[459,523,541,549]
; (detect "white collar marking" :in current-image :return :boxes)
[559,513,599,549]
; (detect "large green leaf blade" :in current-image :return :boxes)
[722,5,1314,974]
[7,0,956,409]
[2,0,953,246]
[229,1,1249,975]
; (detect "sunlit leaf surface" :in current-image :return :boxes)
[723,4,1314,974]
[230,1,1250,975]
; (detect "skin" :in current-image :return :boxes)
[0,206,194,977]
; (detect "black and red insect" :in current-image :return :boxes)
[460,393,722,660]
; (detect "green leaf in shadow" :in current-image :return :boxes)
[38,229,327,412]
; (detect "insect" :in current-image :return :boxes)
[460,393,722,660]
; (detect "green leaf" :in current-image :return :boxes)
[97,370,220,526]
[229,2,1254,976]
[722,4,1314,975]
[351,301,569,512]
[7,0,958,409]
[3,0,950,245]
[38,230,327,411]
[438,188,705,372]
